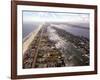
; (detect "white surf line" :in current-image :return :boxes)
[23,22,45,54]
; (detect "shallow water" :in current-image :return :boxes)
[50,23,89,39]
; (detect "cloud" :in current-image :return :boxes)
[23,11,89,23]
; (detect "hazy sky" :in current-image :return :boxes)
[23,11,89,23]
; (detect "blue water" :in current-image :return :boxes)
[64,25,89,39]
[22,22,40,38]
[53,23,89,39]
[23,22,89,39]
